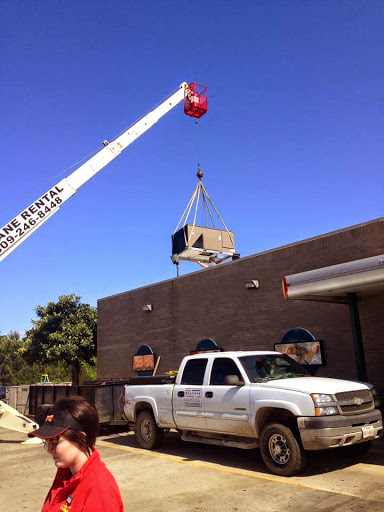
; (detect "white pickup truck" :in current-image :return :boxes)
[124,351,383,476]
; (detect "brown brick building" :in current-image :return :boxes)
[97,218,384,395]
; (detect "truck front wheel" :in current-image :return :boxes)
[260,423,307,476]
[136,410,164,450]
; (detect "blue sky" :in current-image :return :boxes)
[1,1,383,335]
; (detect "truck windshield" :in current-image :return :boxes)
[239,354,310,382]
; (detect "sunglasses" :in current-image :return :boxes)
[43,436,62,450]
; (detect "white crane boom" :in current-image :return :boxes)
[0,82,188,262]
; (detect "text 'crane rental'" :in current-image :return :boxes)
[0,179,76,261]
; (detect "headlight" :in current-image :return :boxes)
[311,393,339,416]
[315,406,338,416]
[311,393,335,404]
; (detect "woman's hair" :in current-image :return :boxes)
[54,395,99,456]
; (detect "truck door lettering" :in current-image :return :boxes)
[184,388,202,407]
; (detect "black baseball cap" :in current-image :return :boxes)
[28,409,84,439]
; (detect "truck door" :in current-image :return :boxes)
[173,358,208,430]
[204,357,253,435]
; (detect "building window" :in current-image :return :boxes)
[275,328,324,370]
[133,344,155,376]
[281,328,316,343]
[191,338,222,354]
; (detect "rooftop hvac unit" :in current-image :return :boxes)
[171,168,238,268]
[171,225,235,264]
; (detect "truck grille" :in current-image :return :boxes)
[335,389,374,415]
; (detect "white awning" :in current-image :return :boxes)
[283,254,384,301]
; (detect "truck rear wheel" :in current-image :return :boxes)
[136,410,164,450]
[260,423,307,476]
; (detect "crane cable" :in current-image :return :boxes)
[199,182,234,247]
[174,114,234,249]
[173,184,198,234]
[173,178,234,248]
[186,119,206,244]
[195,119,201,172]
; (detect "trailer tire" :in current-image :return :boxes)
[260,423,307,476]
[136,410,164,450]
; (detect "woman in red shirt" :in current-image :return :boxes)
[29,395,124,512]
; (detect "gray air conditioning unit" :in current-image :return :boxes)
[171,224,235,264]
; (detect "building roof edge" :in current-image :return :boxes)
[98,217,384,302]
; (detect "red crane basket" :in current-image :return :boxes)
[184,82,208,118]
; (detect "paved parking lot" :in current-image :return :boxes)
[0,426,383,512]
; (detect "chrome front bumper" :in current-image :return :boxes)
[298,409,383,450]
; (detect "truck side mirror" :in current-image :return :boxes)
[223,375,245,386]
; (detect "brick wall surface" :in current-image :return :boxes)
[97,218,384,392]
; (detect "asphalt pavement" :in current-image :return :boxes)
[1,426,383,512]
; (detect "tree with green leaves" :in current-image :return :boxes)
[23,294,97,384]
[0,331,70,385]
[0,331,23,384]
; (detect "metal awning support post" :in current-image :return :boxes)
[347,293,368,382]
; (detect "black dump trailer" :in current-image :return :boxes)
[29,381,129,426]
[29,375,175,426]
